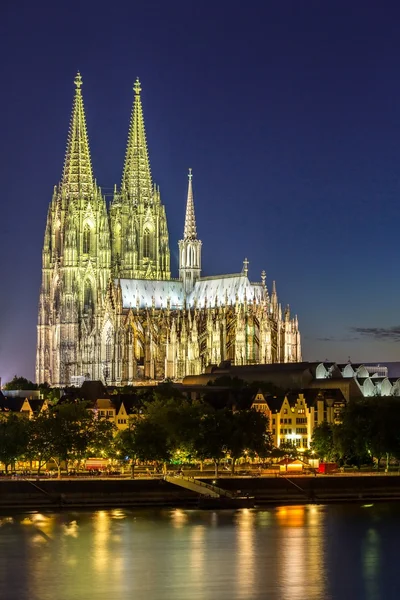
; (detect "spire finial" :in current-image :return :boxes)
[261,270,266,287]
[183,168,198,240]
[134,78,142,95]
[243,258,249,276]
[74,72,83,90]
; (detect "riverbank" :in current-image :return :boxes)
[2,474,400,510]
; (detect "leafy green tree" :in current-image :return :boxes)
[192,409,232,476]
[311,422,336,461]
[4,376,36,391]
[37,383,61,403]
[225,409,272,473]
[0,415,29,472]
[40,402,98,477]
[333,401,372,468]
[116,419,171,477]
[24,413,55,474]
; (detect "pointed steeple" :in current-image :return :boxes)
[179,169,202,294]
[183,168,197,240]
[61,72,94,197]
[121,77,152,203]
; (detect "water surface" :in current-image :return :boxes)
[0,504,398,600]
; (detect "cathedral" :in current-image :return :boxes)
[36,74,302,386]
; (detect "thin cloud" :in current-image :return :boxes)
[350,326,400,342]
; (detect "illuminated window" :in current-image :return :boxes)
[143,228,150,258]
[84,281,93,312]
[83,224,91,254]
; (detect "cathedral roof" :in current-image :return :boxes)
[120,279,185,309]
[119,273,264,309]
[188,274,263,307]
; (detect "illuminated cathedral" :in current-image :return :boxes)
[36,74,301,386]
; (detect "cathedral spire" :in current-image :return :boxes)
[61,72,94,197]
[183,168,197,240]
[179,169,202,294]
[121,77,152,203]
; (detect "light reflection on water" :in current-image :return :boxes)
[0,504,399,600]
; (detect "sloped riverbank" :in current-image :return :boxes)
[1,475,400,510]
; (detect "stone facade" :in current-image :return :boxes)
[36,74,302,386]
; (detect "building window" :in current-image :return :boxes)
[84,281,93,312]
[106,330,112,364]
[83,224,91,254]
[143,228,151,258]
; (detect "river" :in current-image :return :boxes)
[0,504,398,600]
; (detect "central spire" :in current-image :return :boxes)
[183,168,197,239]
[121,77,152,203]
[61,72,94,197]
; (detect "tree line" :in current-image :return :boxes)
[311,397,400,470]
[0,396,273,477]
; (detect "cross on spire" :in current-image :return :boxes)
[134,77,142,95]
[74,72,83,90]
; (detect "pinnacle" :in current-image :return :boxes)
[134,77,141,95]
[183,168,197,240]
[74,72,83,89]
[121,78,152,203]
[61,72,94,197]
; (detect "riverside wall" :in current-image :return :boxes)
[2,475,400,510]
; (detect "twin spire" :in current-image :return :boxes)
[61,72,94,197]
[121,77,152,203]
[61,73,198,234]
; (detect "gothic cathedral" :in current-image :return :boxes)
[36,74,302,386]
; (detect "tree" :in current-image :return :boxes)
[24,413,55,474]
[311,422,336,461]
[42,401,99,477]
[193,409,232,476]
[116,419,171,477]
[0,415,29,472]
[3,376,36,391]
[333,401,373,468]
[225,409,272,473]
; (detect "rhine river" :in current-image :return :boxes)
[0,504,399,600]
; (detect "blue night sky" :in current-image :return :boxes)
[1,1,400,383]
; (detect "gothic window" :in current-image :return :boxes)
[143,228,151,258]
[106,330,112,363]
[55,221,61,255]
[84,281,93,312]
[114,223,121,256]
[83,224,91,254]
